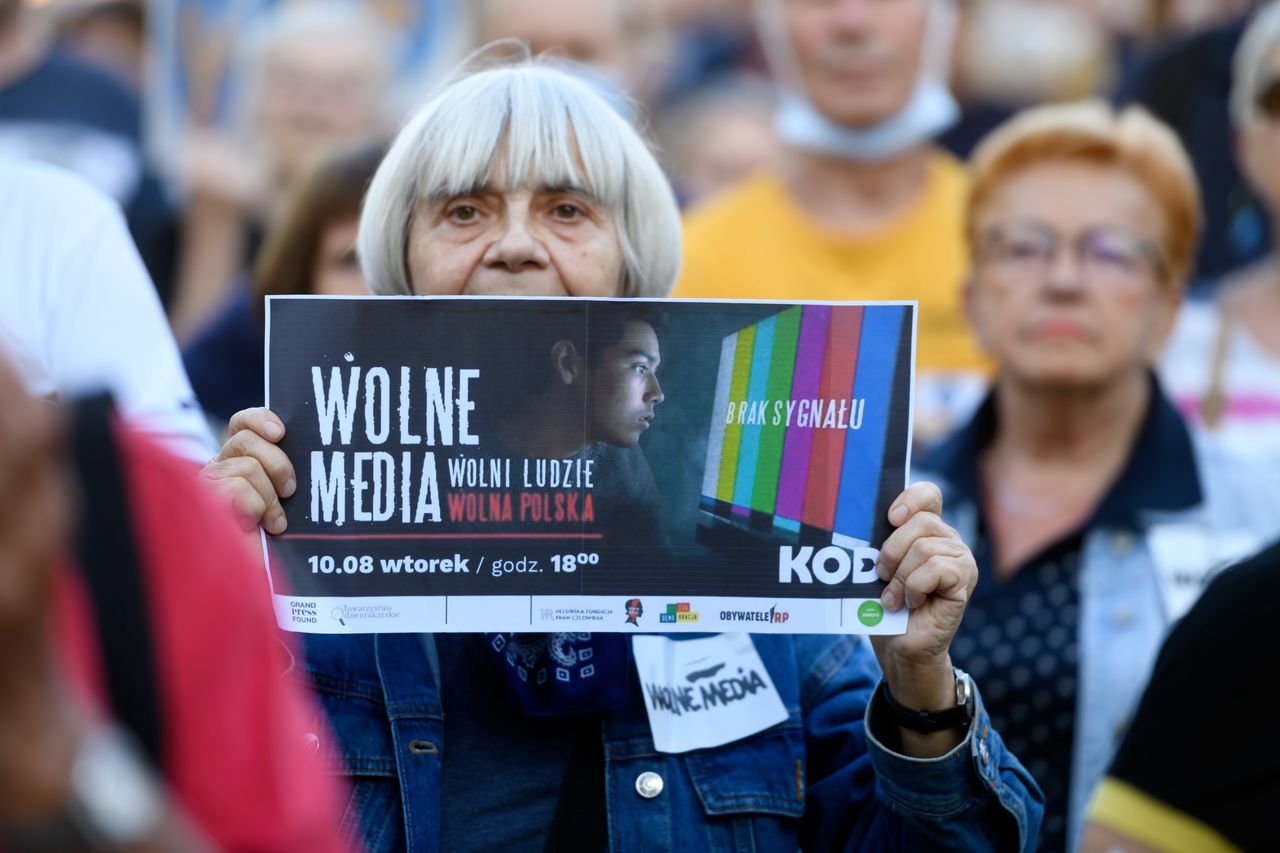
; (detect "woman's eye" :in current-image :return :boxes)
[631,364,648,375]
[1004,239,1047,260]
[553,203,584,220]
[448,205,479,222]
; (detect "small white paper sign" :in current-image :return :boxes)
[1147,524,1264,622]
[632,633,789,754]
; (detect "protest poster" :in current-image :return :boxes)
[263,296,916,635]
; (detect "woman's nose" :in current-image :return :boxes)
[1044,245,1086,295]
[484,216,550,271]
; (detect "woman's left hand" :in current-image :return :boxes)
[869,482,978,716]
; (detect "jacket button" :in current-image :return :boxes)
[635,771,664,799]
[1112,607,1134,627]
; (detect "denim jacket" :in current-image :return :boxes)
[915,382,1280,850]
[299,630,1043,852]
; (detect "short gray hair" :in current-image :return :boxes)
[358,50,682,297]
[1232,4,1280,126]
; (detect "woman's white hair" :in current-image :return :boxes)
[1232,4,1280,126]
[358,47,682,297]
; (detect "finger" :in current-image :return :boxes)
[875,511,958,581]
[216,428,296,498]
[902,556,972,610]
[895,535,971,585]
[226,407,286,443]
[204,456,289,533]
[887,481,943,528]
[205,474,270,533]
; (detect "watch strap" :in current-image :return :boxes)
[879,670,975,734]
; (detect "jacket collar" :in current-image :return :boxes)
[921,374,1202,531]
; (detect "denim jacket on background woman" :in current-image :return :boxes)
[298,630,1044,852]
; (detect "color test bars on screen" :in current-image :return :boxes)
[700,304,910,550]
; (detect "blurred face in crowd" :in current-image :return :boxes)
[311,216,367,297]
[255,33,386,188]
[1239,45,1280,212]
[586,321,665,447]
[405,159,626,298]
[783,0,930,127]
[481,0,627,74]
[678,105,779,204]
[966,161,1180,391]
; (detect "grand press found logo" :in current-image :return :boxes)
[660,602,701,624]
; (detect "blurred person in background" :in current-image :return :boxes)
[941,0,1113,158]
[674,0,989,447]
[204,53,1044,853]
[0,158,212,463]
[918,101,1280,851]
[1080,539,1280,853]
[1150,0,1255,35]
[52,0,146,92]
[1118,2,1263,281]
[629,0,768,107]
[170,1,395,343]
[654,72,779,206]
[1162,4,1280,452]
[470,0,635,107]
[183,139,384,428]
[0,0,177,303]
[0,351,346,851]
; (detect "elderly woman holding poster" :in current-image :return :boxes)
[919,101,1280,851]
[203,51,1042,852]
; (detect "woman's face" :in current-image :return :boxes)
[967,161,1180,390]
[405,168,625,298]
[311,216,368,297]
[1239,44,1280,210]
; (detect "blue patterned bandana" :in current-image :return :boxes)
[484,632,632,717]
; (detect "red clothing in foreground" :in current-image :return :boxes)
[53,423,349,852]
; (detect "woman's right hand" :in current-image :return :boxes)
[201,407,296,534]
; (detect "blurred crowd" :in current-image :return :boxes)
[3,0,1280,851]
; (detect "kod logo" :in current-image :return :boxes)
[778,546,880,584]
[857,601,884,627]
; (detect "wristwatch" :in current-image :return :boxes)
[0,724,165,851]
[881,669,976,734]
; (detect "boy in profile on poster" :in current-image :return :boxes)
[494,304,667,544]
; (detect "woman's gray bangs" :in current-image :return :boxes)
[411,67,628,207]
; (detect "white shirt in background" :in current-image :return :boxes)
[0,159,214,461]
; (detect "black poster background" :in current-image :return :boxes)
[265,297,912,600]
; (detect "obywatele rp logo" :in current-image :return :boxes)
[660,602,701,624]
[624,598,644,626]
[857,601,884,627]
[718,604,789,624]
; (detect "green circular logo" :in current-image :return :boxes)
[857,601,884,627]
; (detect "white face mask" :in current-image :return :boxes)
[761,0,959,162]
[774,78,958,162]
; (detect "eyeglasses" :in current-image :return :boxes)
[979,221,1167,284]
[1255,77,1280,119]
